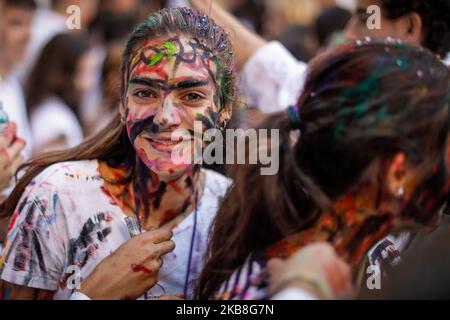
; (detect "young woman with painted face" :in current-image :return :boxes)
[0,7,235,300]
[196,41,450,300]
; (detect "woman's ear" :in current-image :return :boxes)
[404,12,423,45]
[386,152,408,198]
[218,102,233,129]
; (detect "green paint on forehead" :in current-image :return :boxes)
[149,52,165,66]
[162,41,177,58]
[147,40,180,66]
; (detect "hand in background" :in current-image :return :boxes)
[267,242,354,300]
[0,122,26,192]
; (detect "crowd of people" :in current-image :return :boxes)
[0,0,450,300]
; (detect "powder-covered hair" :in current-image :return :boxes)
[121,7,235,113]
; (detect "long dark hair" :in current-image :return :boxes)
[196,42,450,299]
[26,33,90,121]
[0,8,236,220]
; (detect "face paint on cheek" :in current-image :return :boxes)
[195,107,220,130]
[128,116,159,143]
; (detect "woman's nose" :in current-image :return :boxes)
[153,98,181,129]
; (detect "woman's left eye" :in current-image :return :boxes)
[183,93,204,102]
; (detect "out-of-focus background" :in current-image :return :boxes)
[0,0,357,159]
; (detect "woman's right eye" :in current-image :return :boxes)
[134,90,156,99]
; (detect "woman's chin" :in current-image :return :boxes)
[149,162,194,180]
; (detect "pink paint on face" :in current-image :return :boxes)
[124,36,221,180]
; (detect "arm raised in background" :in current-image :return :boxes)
[189,0,307,113]
[188,0,266,69]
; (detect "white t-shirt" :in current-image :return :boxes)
[239,41,308,113]
[0,160,231,300]
[0,74,33,159]
[31,96,84,151]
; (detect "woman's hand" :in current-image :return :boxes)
[0,122,26,192]
[79,227,175,300]
[267,242,354,300]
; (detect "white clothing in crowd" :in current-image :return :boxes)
[30,96,84,151]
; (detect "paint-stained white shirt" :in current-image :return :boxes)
[0,160,231,300]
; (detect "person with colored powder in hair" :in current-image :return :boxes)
[195,40,450,300]
[0,7,234,300]
[188,0,450,286]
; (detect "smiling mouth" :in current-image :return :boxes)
[144,135,191,153]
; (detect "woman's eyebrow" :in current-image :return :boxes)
[128,77,210,92]
[129,77,166,88]
[171,79,210,90]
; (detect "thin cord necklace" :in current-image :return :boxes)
[184,190,199,298]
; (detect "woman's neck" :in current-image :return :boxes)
[99,158,204,230]
[266,182,396,268]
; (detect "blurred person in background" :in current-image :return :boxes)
[278,25,319,63]
[263,0,321,40]
[345,0,450,60]
[229,0,266,35]
[14,0,66,83]
[15,0,99,82]
[26,33,93,153]
[315,6,352,48]
[88,12,138,134]
[189,0,450,111]
[0,0,35,159]
[95,0,168,27]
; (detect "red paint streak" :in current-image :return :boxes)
[59,274,69,289]
[167,180,183,193]
[131,264,153,274]
[131,60,169,81]
[161,209,179,223]
[6,210,19,235]
[87,245,96,255]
